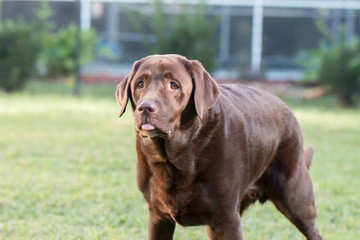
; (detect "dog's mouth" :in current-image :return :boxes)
[137,122,173,138]
[141,123,156,131]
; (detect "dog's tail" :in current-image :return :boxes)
[304,146,314,169]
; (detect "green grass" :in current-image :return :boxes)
[0,81,359,239]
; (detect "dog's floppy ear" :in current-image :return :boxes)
[115,59,142,117]
[189,60,220,119]
[115,75,131,117]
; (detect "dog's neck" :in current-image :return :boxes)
[137,108,220,193]
[138,108,219,171]
[140,116,201,163]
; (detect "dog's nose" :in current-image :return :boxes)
[137,102,157,113]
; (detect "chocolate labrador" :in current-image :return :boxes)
[116,54,322,240]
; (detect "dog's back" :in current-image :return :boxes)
[215,83,303,180]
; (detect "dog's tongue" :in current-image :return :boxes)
[142,124,155,131]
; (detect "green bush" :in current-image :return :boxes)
[297,43,327,83]
[39,24,97,77]
[318,39,360,107]
[125,0,219,72]
[0,20,40,92]
[298,21,360,107]
[33,1,97,78]
[297,20,333,83]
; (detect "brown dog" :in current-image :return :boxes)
[116,54,322,240]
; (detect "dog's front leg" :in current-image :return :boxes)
[206,213,243,240]
[148,211,176,240]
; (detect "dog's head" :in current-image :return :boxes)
[116,54,220,138]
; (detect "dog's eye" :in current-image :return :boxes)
[137,81,144,89]
[170,82,179,90]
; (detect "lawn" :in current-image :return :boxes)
[0,81,359,239]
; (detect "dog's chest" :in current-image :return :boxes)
[153,184,211,226]
[148,165,212,226]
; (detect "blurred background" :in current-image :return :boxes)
[0,0,360,239]
[1,0,360,104]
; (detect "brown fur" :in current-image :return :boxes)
[116,54,322,240]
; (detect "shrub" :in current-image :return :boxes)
[33,1,96,79]
[298,21,360,107]
[0,20,40,92]
[40,24,97,77]
[125,0,219,72]
[297,20,333,83]
[318,39,360,107]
